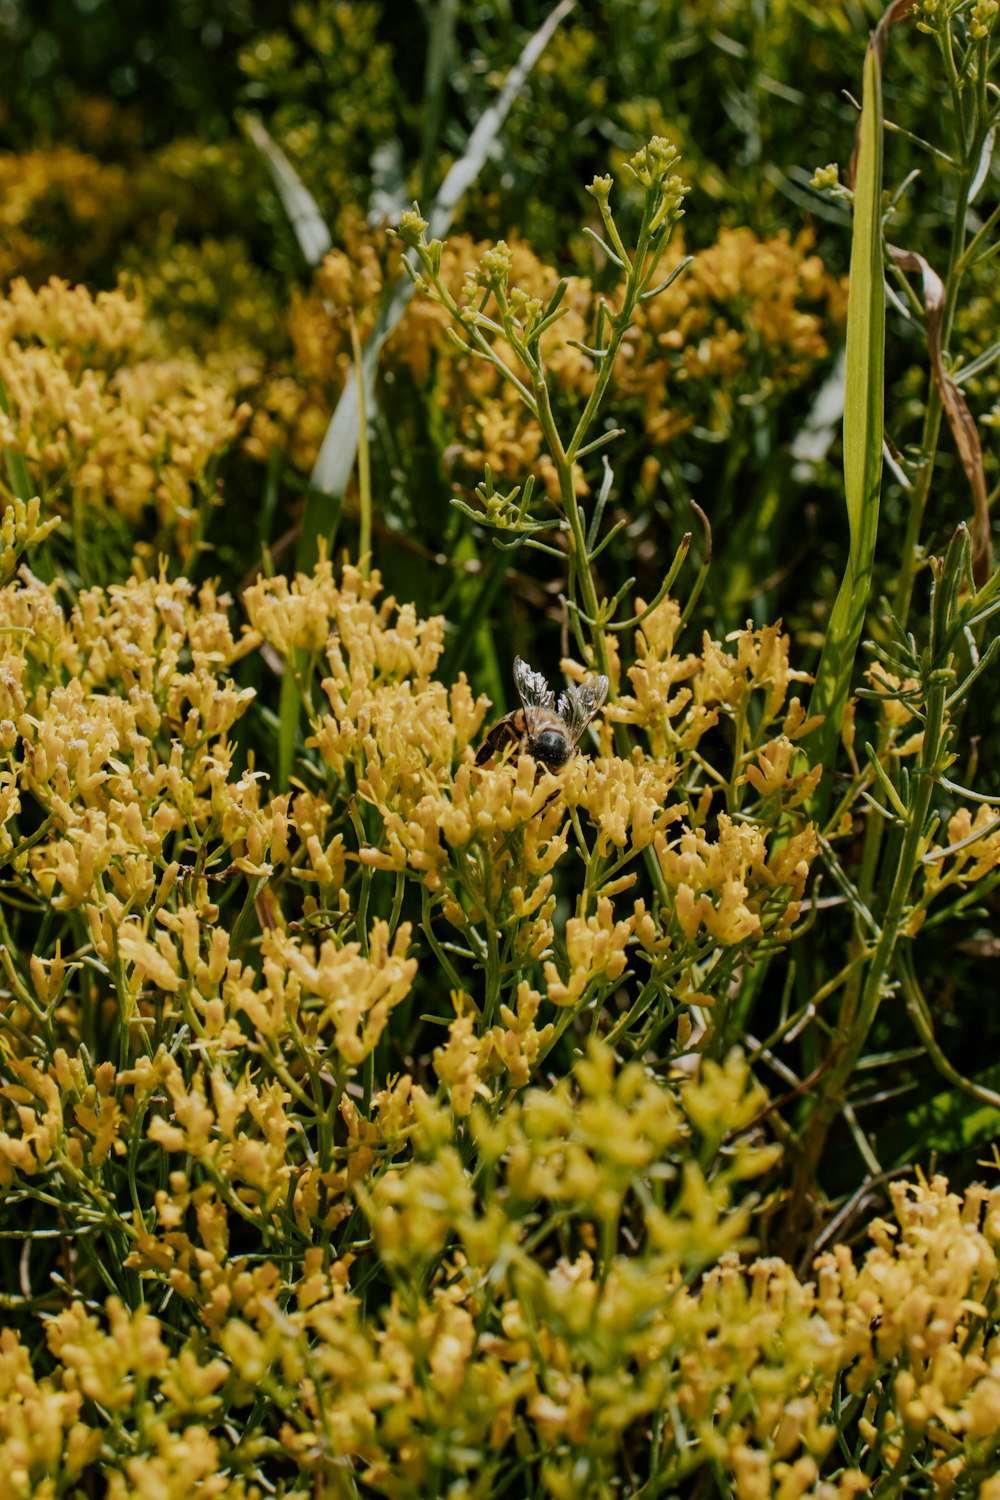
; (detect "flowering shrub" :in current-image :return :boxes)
[0,496,996,1492]
[0,278,250,570]
[250,217,842,505]
[3,3,1000,1496]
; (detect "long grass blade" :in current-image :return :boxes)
[805,36,886,797]
[305,0,577,529]
[349,312,372,577]
[419,0,459,201]
[245,114,333,267]
[427,0,576,238]
[302,274,412,563]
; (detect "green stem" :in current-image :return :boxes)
[800,675,948,1161]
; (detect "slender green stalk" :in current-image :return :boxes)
[349,313,372,578]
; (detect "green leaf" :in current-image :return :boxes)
[244,115,333,267]
[877,1065,1000,1167]
[805,40,885,799]
[418,0,458,202]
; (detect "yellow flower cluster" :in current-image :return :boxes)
[617,225,843,445]
[817,1176,1000,1481]
[0,147,130,288]
[0,1295,264,1500]
[244,563,489,885]
[0,568,263,916]
[246,214,402,469]
[658,814,816,946]
[0,496,59,587]
[606,600,821,802]
[246,562,820,1066]
[5,1035,1000,1498]
[248,215,840,484]
[564,748,681,849]
[0,278,250,538]
[0,540,994,1497]
[0,276,145,366]
[972,0,1000,39]
[922,802,1000,907]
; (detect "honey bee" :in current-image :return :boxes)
[475,657,609,772]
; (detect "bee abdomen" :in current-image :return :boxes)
[475,715,522,766]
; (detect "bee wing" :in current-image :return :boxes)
[557,674,609,746]
[513,656,555,735]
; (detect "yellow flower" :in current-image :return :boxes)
[434,1000,490,1117]
[0,278,249,539]
[543,896,633,1007]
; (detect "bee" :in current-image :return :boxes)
[475,656,609,772]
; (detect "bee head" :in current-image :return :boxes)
[532,728,573,769]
